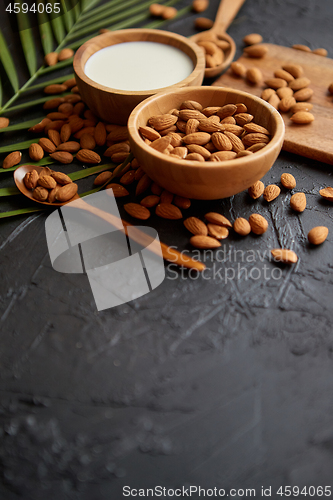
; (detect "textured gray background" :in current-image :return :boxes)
[1,0,333,498]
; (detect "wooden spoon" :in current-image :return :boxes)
[14,165,205,271]
[191,0,246,78]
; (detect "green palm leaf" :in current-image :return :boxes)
[38,11,55,55]
[50,0,66,44]
[0,30,20,93]
[17,5,38,77]
[61,0,75,31]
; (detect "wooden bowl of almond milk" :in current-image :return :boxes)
[73,29,206,125]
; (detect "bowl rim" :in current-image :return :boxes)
[127,85,286,170]
[73,28,206,97]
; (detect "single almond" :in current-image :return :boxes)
[49,152,74,164]
[124,203,150,220]
[149,3,165,16]
[155,203,182,219]
[111,152,129,163]
[93,171,113,186]
[293,88,314,101]
[76,149,101,164]
[38,175,57,189]
[312,48,327,56]
[268,93,281,110]
[139,126,161,141]
[210,151,237,161]
[55,183,78,202]
[183,132,211,146]
[160,190,174,204]
[192,0,209,13]
[44,52,58,66]
[29,143,44,161]
[180,100,203,111]
[264,77,287,89]
[290,102,313,113]
[190,235,221,249]
[38,138,57,153]
[281,173,296,189]
[290,192,306,212]
[185,118,200,135]
[308,226,329,245]
[51,171,72,185]
[58,102,74,114]
[289,77,311,91]
[186,152,205,161]
[290,111,314,124]
[48,186,61,203]
[150,136,172,152]
[174,196,191,209]
[46,111,69,120]
[224,131,245,153]
[120,170,135,185]
[106,183,129,197]
[28,118,51,133]
[279,96,296,113]
[58,48,74,61]
[276,87,294,99]
[243,123,270,135]
[57,141,81,153]
[44,84,67,94]
[94,122,107,146]
[216,104,237,119]
[248,180,264,199]
[2,151,22,169]
[171,146,188,159]
[43,98,64,110]
[136,174,152,196]
[246,143,267,153]
[242,133,270,147]
[60,123,72,143]
[161,6,177,19]
[243,33,263,45]
[69,116,85,134]
[263,184,281,202]
[246,67,262,84]
[80,133,96,150]
[292,44,311,52]
[24,170,39,190]
[148,114,178,131]
[48,129,61,147]
[282,64,303,78]
[205,212,232,227]
[249,213,268,234]
[207,224,229,240]
[234,113,253,126]
[186,144,210,159]
[274,69,294,82]
[33,186,49,201]
[271,248,298,264]
[194,17,214,30]
[261,88,276,101]
[140,195,160,208]
[233,218,251,236]
[319,187,333,202]
[243,44,268,58]
[0,117,10,129]
[184,217,208,236]
[230,61,246,77]
[104,142,130,157]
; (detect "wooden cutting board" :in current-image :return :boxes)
[213,43,333,165]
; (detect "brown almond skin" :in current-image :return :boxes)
[271,249,298,264]
[246,67,262,84]
[76,149,101,164]
[49,152,74,164]
[207,224,229,240]
[190,235,221,249]
[282,64,303,78]
[140,195,161,208]
[55,183,78,202]
[290,111,314,124]
[319,187,333,202]
[33,186,49,201]
[38,175,57,189]
[174,196,191,209]
[184,217,208,236]
[281,173,296,189]
[248,180,264,199]
[124,203,150,220]
[249,214,268,234]
[106,183,129,197]
[57,141,81,153]
[263,184,281,202]
[293,88,314,101]
[0,117,10,129]
[44,52,58,66]
[243,33,263,45]
[58,48,74,61]
[44,84,67,94]
[234,218,251,236]
[243,44,268,58]
[2,151,22,169]
[155,203,182,220]
[29,143,44,161]
[24,170,39,190]
[205,212,232,227]
[290,192,306,212]
[80,133,96,150]
[39,138,56,154]
[48,186,60,203]
[51,171,72,185]
[308,226,329,245]
[48,129,61,147]
[230,61,246,77]
[93,171,113,186]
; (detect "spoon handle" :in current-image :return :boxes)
[72,197,206,271]
[211,0,246,34]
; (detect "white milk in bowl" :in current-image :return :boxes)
[84,41,194,91]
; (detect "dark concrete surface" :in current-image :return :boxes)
[1,0,333,498]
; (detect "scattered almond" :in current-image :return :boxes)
[205,212,232,227]
[243,33,263,45]
[0,117,10,129]
[319,187,333,202]
[184,217,208,236]
[249,213,268,234]
[263,184,281,202]
[29,143,44,161]
[33,186,49,201]
[290,111,314,124]
[55,183,78,202]
[248,180,264,199]
[76,149,101,164]
[271,248,298,264]
[24,170,39,190]
[290,192,306,212]
[207,224,229,240]
[51,172,72,185]
[58,48,74,61]
[233,218,251,236]
[243,44,268,58]
[281,173,296,189]
[190,235,221,249]
[49,152,74,164]
[124,203,150,220]
[156,203,182,219]
[106,183,129,197]
[308,226,329,245]
[2,151,22,169]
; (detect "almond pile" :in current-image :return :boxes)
[139,99,272,162]
[44,48,74,67]
[149,3,177,20]
[194,33,231,69]
[23,167,78,203]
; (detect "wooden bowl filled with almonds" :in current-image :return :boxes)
[74,29,205,125]
[127,86,285,200]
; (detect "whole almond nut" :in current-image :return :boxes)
[264,77,287,89]
[268,93,281,109]
[149,3,165,16]
[160,190,174,204]
[219,124,245,136]
[246,143,267,153]
[312,48,327,56]
[124,203,150,220]
[180,100,203,111]
[76,149,101,164]
[69,116,84,134]
[243,33,263,45]
[319,187,333,202]
[281,173,296,189]
[44,52,58,66]
[190,235,221,249]
[194,17,214,30]
[233,217,251,236]
[29,143,44,161]
[290,111,314,124]
[289,77,311,90]
[111,152,129,163]
[276,87,294,99]
[230,61,246,77]
[167,132,183,147]
[151,183,162,196]
[58,48,74,61]
[210,151,237,161]
[0,117,10,129]
[249,213,268,234]
[60,123,72,143]
[161,6,177,19]
[44,84,67,94]
[49,152,74,164]
[292,44,311,52]
[274,69,294,82]
[73,102,85,116]
[24,170,39,190]
[39,137,56,154]
[186,144,210,159]
[140,195,160,208]
[136,174,152,196]
[261,88,276,101]
[43,98,64,110]
[38,175,57,189]
[205,212,232,227]
[148,114,178,131]
[248,180,264,199]
[263,184,281,202]
[246,67,262,84]
[33,186,49,201]
[282,64,303,78]
[223,131,245,153]
[271,248,298,264]
[293,88,314,101]
[184,217,208,236]
[45,120,66,132]
[186,153,205,161]
[234,113,253,126]
[139,126,161,141]
[51,171,72,185]
[308,226,329,245]
[243,44,268,58]
[55,183,78,202]
[290,192,306,212]
[48,129,61,147]
[93,171,113,186]
[58,102,73,114]
[2,151,22,169]
[279,96,296,113]
[104,142,130,157]
[198,40,219,56]
[47,112,69,120]
[207,224,229,240]
[106,183,129,197]
[155,203,182,219]
[171,146,188,159]
[57,141,80,153]
[290,102,313,113]
[39,167,53,177]
[183,132,211,145]
[198,118,223,133]
[192,0,209,13]
[94,122,107,146]
[174,196,191,209]
[237,150,253,157]
[216,104,237,119]
[242,133,270,147]
[178,109,206,121]
[80,133,96,150]
[202,106,221,117]
[185,118,200,135]
[120,170,135,185]
[48,186,60,203]
[150,136,172,153]
[243,123,270,135]
[237,103,249,113]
